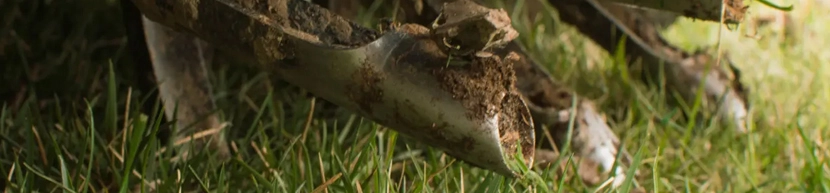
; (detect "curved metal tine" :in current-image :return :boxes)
[131,0,537,176]
[552,0,749,133]
[141,17,230,161]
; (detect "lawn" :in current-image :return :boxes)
[1,0,828,192]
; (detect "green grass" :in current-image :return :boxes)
[1,0,828,192]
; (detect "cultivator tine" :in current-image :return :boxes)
[320,0,634,186]
[129,0,749,188]
[550,0,750,133]
[130,0,537,176]
[142,16,230,161]
[417,0,631,186]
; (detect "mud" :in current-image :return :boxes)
[429,49,532,160]
[497,83,535,159]
[391,23,533,161]
[720,0,748,23]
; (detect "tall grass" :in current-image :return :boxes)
[1,0,827,192]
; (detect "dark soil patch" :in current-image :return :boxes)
[387,24,534,162]
[283,0,379,47]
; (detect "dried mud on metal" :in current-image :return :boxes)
[349,60,385,113]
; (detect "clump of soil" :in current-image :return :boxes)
[429,50,534,162]
[392,24,534,163]
[498,84,535,161]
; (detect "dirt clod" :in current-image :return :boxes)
[431,0,518,56]
[428,49,533,161]
[389,24,533,163]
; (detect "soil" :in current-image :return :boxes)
[283,0,378,47]
[427,35,532,161]
[391,23,534,162]
[498,83,535,160]
[397,25,516,130]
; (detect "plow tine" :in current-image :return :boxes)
[129,0,537,176]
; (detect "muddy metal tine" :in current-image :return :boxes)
[129,0,537,176]
[547,0,750,133]
[405,0,631,186]
[142,17,231,160]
